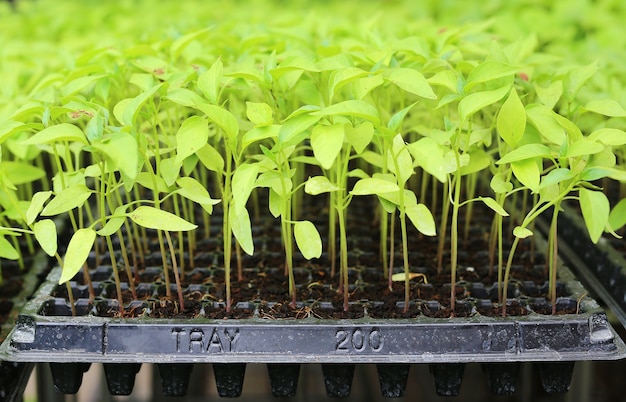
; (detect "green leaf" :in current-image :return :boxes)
[23,123,88,145]
[538,168,573,190]
[1,162,45,185]
[33,219,57,257]
[42,184,91,216]
[241,125,281,151]
[511,159,540,193]
[160,157,181,187]
[135,172,170,194]
[176,176,220,213]
[312,100,380,123]
[387,102,417,133]
[579,188,609,243]
[59,228,96,284]
[120,83,163,127]
[490,173,512,194]
[609,198,626,231]
[405,201,436,236]
[197,103,239,149]
[229,205,253,255]
[345,122,374,154]
[175,116,209,164]
[513,226,533,239]
[129,206,197,231]
[328,67,368,101]
[0,236,19,260]
[231,163,259,210]
[278,114,320,145]
[26,191,52,225]
[408,137,448,183]
[588,128,626,146]
[304,176,340,195]
[497,88,525,147]
[565,138,605,158]
[351,178,399,195]
[383,68,436,99]
[311,123,345,170]
[388,134,413,185]
[535,80,563,110]
[458,84,510,122]
[91,132,139,180]
[97,205,129,237]
[246,102,273,126]
[478,196,509,217]
[198,59,223,104]
[294,220,322,259]
[466,62,519,90]
[525,104,566,145]
[566,61,598,99]
[269,188,281,218]
[582,99,626,117]
[196,143,224,173]
[497,143,552,165]
[353,74,384,100]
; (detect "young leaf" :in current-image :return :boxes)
[304,176,340,195]
[198,59,223,104]
[408,137,448,183]
[33,219,57,257]
[497,143,552,165]
[387,102,417,133]
[526,104,566,145]
[565,138,604,158]
[458,84,510,122]
[535,80,563,110]
[582,99,626,117]
[513,226,533,239]
[23,123,88,145]
[388,134,413,186]
[383,68,436,99]
[312,100,380,123]
[241,125,281,151]
[41,184,91,216]
[351,178,400,195]
[311,123,345,170]
[176,176,220,213]
[232,163,259,210]
[511,159,541,193]
[175,116,209,164]
[91,132,139,180]
[538,168,573,190]
[246,102,273,126]
[345,122,374,154]
[278,114,320,145]
[466,62,518,90]
[0,236,19,260]
[579,188,609,243]
[588,128,626,146]
[196,143,224,173]
[478,196,509,217]
[129,206,197,231]
[97,206,129,237]
[26,191,52,225]
[294,220,322,259]
[59,228,96,284]
[609,198,626,231]
[229,205,254,255]
[497,88,525,147]
[490,173,513,194]
[1,162,45,185]
[405,202,436,236]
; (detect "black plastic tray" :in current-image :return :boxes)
[0,250,51,402]
[547,206,626,329]
[1,259,625,397]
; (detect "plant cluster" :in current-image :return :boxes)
[1,0,626,318]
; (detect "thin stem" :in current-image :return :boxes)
[164,230,185,312]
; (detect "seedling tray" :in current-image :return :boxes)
[548,205,626,328]
[1,258,625,397]
[0,249,53,402]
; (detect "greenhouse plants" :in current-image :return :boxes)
[2,0,626,398]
